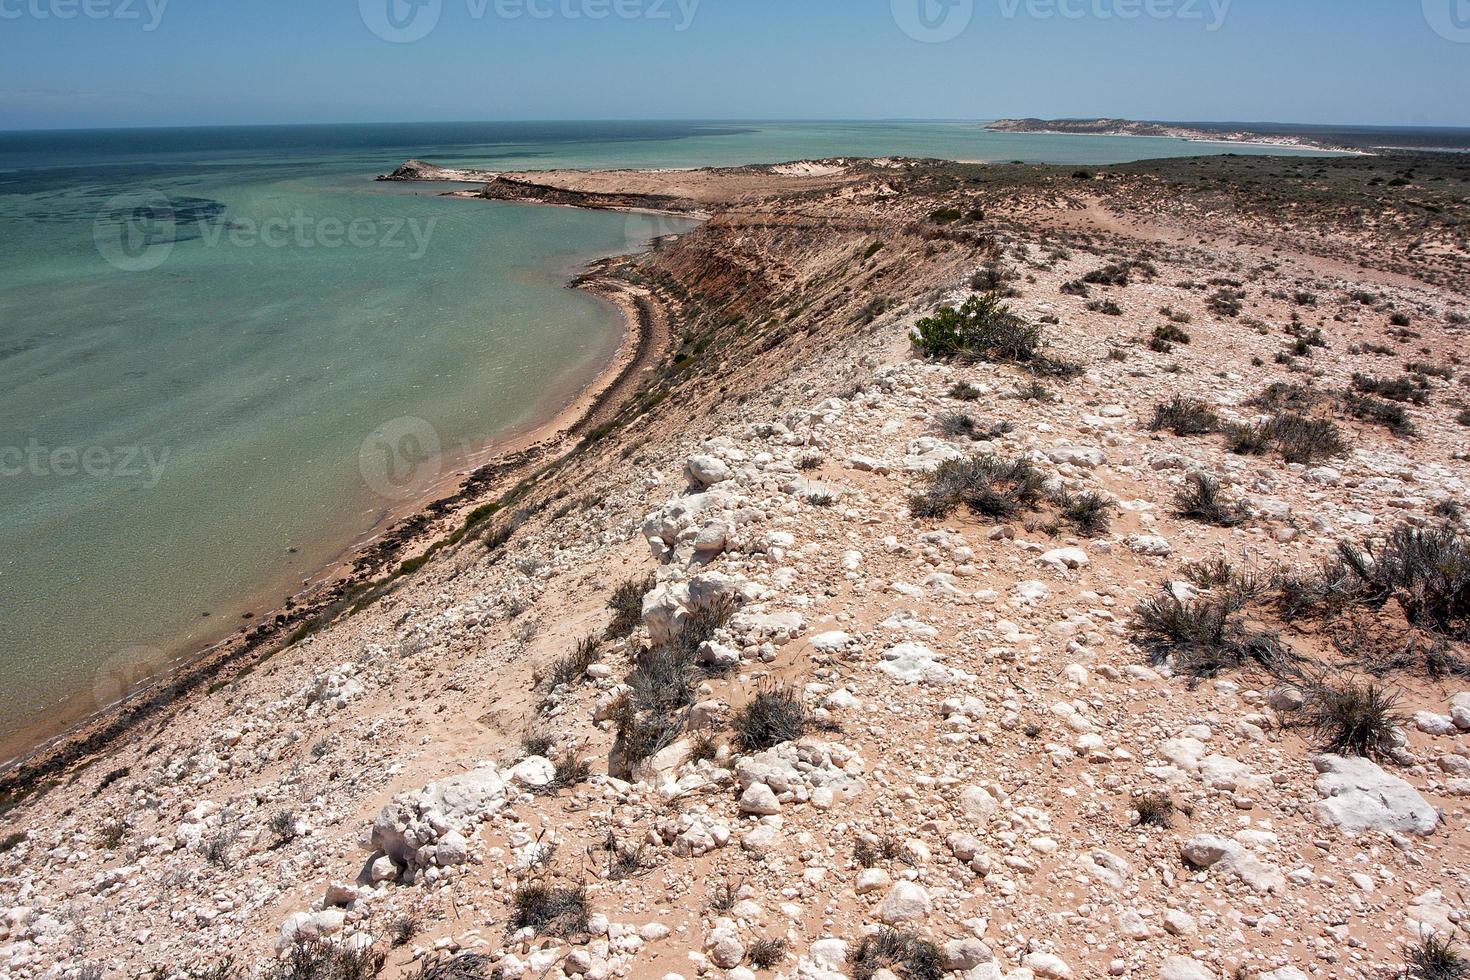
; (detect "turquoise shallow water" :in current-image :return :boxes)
[0,121,1333,758]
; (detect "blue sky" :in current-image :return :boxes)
[1,0,1466,130]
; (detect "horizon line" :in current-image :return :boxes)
[5,116,1470,136]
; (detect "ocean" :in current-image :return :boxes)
[0,120,1334,761]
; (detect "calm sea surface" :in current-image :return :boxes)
[0,120,1333,760]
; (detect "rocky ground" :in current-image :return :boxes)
[2,156,1469,980]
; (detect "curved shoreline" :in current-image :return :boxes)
[0,242,680,791]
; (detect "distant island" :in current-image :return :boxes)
[985,117,1361,152]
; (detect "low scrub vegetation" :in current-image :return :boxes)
[1266,412,1346,464]
[1344,392,1416,436]
[1132,593,1286,679]
[1174,474,1249,527]
[1227,412,1346,465]
[1352,372,1429,405]
[1149,397,1220,436]
[1053,489,1114,537]
[732,686,809,751]
[911,293,1040,363]
[747,938,790,969]
[411,953,495,980]
[605,573,655,640]
[1133,792,1174,828]
[850,929,945,980]
[543,635,601,691]
[268,939,386,980]
[1206,287,1244,317]
[1406,935,1469,980]
[1153,323,1191,346]
[613,592,740,767]
[1301,680,1403,759]
[511,882,590,938]
[548,751,591,791]
[1248,382,1322,413]
[909,454,1046,521]
[1337,525,1470,640]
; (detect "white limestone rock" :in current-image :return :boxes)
[876,882,931,924]
[1313,754,1438,836]
[686,455,732,488]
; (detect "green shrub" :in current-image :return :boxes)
[911,294,1041,363]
